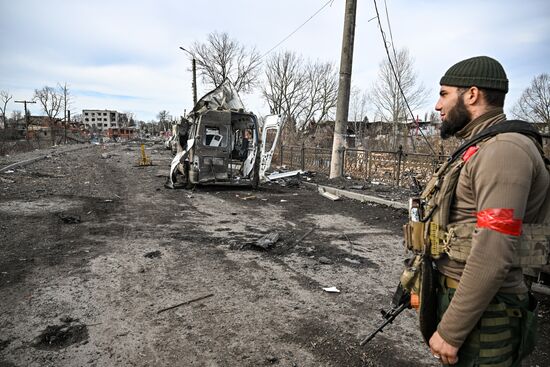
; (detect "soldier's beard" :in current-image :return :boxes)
[440,97,472,139]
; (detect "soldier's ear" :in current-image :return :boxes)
[463,86,481,106]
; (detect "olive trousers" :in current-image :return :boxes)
[436,278,538,367]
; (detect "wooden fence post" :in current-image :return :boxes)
[301,142,305,171]
[396,145,403,187]
[280,144,284,167]
[367,150,372,180]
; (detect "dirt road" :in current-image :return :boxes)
[0,142,548,367]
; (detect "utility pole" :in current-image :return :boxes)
[329,0,357,178]
[14,100,36,140]
[65,110,71,144]
[179,46,198,107]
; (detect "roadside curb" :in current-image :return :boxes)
[301,181,408,210]
[0,144,93,173]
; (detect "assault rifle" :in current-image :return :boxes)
[360,283,411,346]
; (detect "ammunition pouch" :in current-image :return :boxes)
[403,221,426,253]
[429,222,550,268]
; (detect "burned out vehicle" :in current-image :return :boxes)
[167,80,282,188]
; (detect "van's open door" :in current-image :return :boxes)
[259,114,283,181]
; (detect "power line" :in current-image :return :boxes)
[261,0,335,59]
[372,0,436,156]
[383,0,399,68]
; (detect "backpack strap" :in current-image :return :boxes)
[449,120,544,163]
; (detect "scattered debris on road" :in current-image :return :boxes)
[255,232,280,250]
[266,169,305,181]
[57,213,82,224]
[157,293,214,314]
[318,187,341,201]
[294,227,316,245]
[144,250,162,259]
[322,287,340,293]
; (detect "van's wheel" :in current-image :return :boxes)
[184,162,195,190]
[250,154,261,189]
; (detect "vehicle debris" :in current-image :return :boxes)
[266,170,305,181]
[167,80,283,189]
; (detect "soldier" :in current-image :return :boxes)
[406,56,548,366]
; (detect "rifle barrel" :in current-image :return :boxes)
[359,302,409,346]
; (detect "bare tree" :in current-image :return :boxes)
[300,61,338,129]
[262,51,338,139]
[262,51,308,133]
[10,110,23,122]
[124,111,136,127]
[157,110,172,132]
[511,73,550,130]
[370,48,428,149]
[34,86,63,120]
[191,32,262,93]
[0,90,13,129]
[349,86,369,146]
[58,82,72,121]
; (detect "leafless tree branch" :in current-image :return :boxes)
[0,90,13,128]
[511,73,550,130]
[33,86,63,120]
[191,32,262,94]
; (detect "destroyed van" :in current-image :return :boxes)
[167,80,282,189]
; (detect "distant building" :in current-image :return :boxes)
[81,109,127,131]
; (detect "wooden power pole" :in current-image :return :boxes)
[329,0,357,178]
[14,100,36,140]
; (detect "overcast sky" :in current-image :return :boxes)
[1,0,549,122]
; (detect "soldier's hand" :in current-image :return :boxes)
[429,331,459,365]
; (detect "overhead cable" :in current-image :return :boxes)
[373,0,437,156]
[261,0,335,59]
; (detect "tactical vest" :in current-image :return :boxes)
[403,121,550,268]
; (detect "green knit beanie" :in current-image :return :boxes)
[440,56,508,93]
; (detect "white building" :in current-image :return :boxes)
[82,109,127,130]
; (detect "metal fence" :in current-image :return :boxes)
[272,144,448,187]
[274,136,550,187]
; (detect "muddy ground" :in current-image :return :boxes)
[0,142,548,367]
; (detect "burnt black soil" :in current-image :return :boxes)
[33,322,88,350]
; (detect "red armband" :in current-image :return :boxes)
[476,208,523,236]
